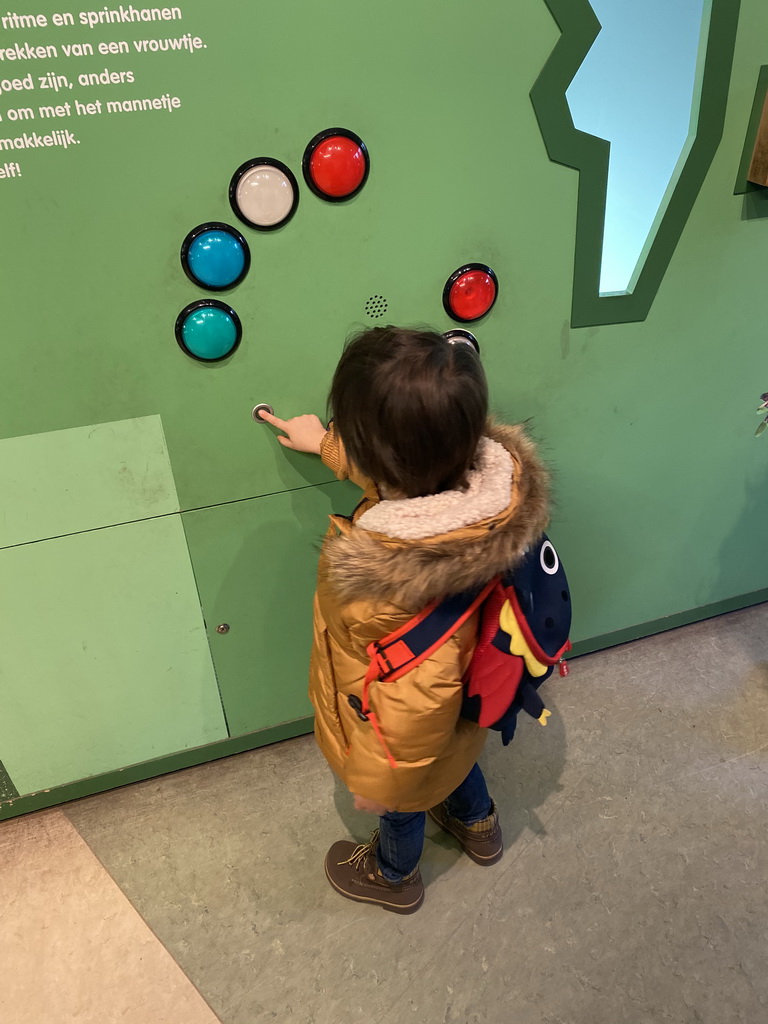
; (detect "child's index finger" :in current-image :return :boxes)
[258,410,286,429]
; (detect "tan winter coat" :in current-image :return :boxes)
[309,421,549,812]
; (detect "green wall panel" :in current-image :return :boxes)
[0,416,179,548]
[526,0,768,641]
[0,516,226,794]
[181,481,358,738]
[0,0,560,512]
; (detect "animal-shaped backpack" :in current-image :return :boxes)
[353,535,572,766]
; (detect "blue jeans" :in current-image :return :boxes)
[377,763,492,883]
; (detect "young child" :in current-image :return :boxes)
[261,326,549,914]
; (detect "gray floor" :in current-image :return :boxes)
[65,605,768,1024]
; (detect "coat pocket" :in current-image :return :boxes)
[309,618,350,760]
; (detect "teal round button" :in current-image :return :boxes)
[175,301,242,362]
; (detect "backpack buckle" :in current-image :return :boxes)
[348,694,369,722]
[373,640,414,677]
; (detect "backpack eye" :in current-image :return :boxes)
[540,540,559,575]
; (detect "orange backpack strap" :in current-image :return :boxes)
[355,580,497,768]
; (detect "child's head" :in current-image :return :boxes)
[329,326,488,498]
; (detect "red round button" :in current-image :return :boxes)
[303,129,369,201]
[443,264,498,322]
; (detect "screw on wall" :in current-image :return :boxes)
[216,623,231,634]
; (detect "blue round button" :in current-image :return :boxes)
[181,222,250,291]
[175,301,242,362]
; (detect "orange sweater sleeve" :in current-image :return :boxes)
[320,425,376,493]
[319,426,348,479]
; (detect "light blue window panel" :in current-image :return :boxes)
[567,0,710,295]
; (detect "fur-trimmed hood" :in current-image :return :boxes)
[323,422,550,608]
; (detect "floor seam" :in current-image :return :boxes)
[61,807,225,1024]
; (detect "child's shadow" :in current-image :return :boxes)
[331,698,567,885]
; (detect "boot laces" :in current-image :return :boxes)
[338,829,379,872]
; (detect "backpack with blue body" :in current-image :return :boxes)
[353,534,572,764]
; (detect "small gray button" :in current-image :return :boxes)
[252,404,274,422]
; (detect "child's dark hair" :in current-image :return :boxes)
[329,326,488,498]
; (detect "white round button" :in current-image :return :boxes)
[230,159,299,230]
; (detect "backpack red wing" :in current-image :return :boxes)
[466,640,525,727]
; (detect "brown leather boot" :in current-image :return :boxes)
[428,800,503,865]
[324,830,425,914]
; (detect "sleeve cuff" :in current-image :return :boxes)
[320,427,346,479]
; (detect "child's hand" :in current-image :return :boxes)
[260,411,326,455]
[353,794,392,816]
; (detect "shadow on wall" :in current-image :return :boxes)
[544,462,628,645]
[710,464,768,618]
[741,189,768,220]
[331,698,567,887]
[270,439,336,493]
[206,477,358,736]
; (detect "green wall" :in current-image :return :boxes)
[1,0,766,814]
